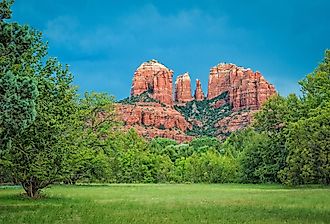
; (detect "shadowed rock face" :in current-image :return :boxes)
[131,59,173,105]
[194,79,205,101]
[119,60,277,142]
[207,63,276,111]
[175,73,193,103]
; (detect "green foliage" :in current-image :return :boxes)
[65,92,119,184]
[299,50,330,111]
[162,144,193,162]
[223,128,285,183]
[253,95,289,133]
[8,58,78,197]
[277,50,330,185]
[253,94,303,133]
[0,5,46,70]
[189,136,223,154]
[279,107,330,185]
[0,71,38,185]
[236,91,312,184]
[149,137,178,150]
[0,71,38,148]
[148,137,180,162]
[149,138,193,163]
[0,0,13,20]
[175,92,233,137]
[278,50,330,185]
[237,131,273,183]
[0,0,42,148]
[73,133,239,184]
[118,91,162,105]
[1,1,329,190]
[249,96,290,183]
[106,129,166,183]
[222,128,256,158]
[176,150,238,183]
[233,50,330,185]
[0,2,80,197]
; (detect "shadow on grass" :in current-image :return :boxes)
[0,188,82,206]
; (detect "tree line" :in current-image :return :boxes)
[0,1,329,198]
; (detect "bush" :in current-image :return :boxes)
[175,150,238,183]
[279,108,330,185]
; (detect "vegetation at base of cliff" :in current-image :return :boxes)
[175,92,233,137]
[118,91,164,105]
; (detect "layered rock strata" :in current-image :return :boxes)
[116,102,193,142]
[131,59,173,105]
[118,60,277,142]
[207,63,276,110]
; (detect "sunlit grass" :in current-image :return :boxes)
[0,184,329,224]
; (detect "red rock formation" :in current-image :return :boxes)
[175,73,193,103]
[194,79,205,101]
[207,63,276,111]
[128,126,194,142]
[116,102,193,142]
[131,59,173,105]
[118,60,277,142]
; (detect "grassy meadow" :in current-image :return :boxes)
[0,184,329,224]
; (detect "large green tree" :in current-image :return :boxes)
[65,92,120,183]
[9,59,77,197]
[0,0,41,183]
[0,0,40,147]
[279,50,330,185]
[241,50,330,185]
[299,50,330,112]
[0,1,79,197]
[279,106,330,185]
[0,72,38,148]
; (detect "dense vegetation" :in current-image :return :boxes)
[175,92,233,136]
[0,0,329,199]
[118,91,162,105]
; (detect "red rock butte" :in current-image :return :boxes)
[120,59,277,142]
[207,63,276,111]
[131,59,174,105]
[194,79,205,101]
[175,73,193,103]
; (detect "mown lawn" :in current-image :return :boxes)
[0,184,329,224]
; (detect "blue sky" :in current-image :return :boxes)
[11,0,330,99]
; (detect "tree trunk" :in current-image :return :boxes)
[22,181,39,198]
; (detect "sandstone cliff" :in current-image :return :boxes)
[175,73,193,103]
[131,59,173,105]
[116,102,193,142]
[118,60,277,142]
[207,63,276,111]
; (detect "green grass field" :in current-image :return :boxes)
[0,184,329,224]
